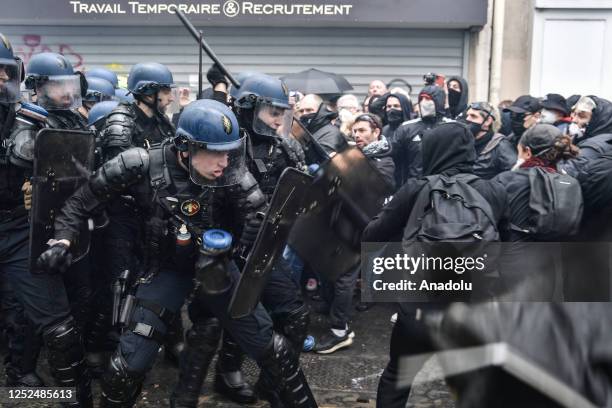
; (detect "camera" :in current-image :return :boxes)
[423,73,437,86]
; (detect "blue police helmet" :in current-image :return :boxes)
[86,68,118,88]
[176,99,241,151]
[83,76,115,102]
[115,88,134,103]
[0,32,15,63]
[127,62,175,96]
[26,52,74,78]
[233,73,290,110]
[88,100,119,127]
[229,71,260,100]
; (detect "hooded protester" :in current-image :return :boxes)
[461,101,517,179]
[381,92,413,142]
[364,121,506,408]
[389,85,450,187]
[300,94,348,161]
[447,76,469,119]
[539,93,571,133]
[503,95,542,147]
[493,125,580,300]
[559,95,612,176]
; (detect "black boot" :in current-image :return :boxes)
[5,315,44,387]
[214,334,257,404]
[259,333,318,408]
[43,317,93,408]
[164,316,186,367]
[99,350,144,408]
[170,317,221,408]
[275,304,310,355]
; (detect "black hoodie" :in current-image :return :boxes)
[559,96,612,176]
[447,76,469,119]
[381,92,414,141]
[363,122,506,243]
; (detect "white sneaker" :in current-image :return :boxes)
[390,313,398,324]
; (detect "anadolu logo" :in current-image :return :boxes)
[223,0,240,17]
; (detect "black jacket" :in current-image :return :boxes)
[364,122,506,243]
[54,143,266,270]
[302,106,348,160]
[473,132,517,179]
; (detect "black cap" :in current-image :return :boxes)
[540,93,568,116]
[503,95,542,114]
[519,124,562,155]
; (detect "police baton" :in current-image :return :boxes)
[174,9,240,88]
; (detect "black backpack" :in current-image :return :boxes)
[514,167,583,239]
[403,174,500,244]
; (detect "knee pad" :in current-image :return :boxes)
[275,304,310,350]
[100,350,144,407]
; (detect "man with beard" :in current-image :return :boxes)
[460,102,516,179]
[389,85,450,188]
[503,95,541,147]
[447,76,469,119]
[559,95,612,176]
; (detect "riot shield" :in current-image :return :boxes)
[288,146,394,282]
[229,167,312,318]
[29,128,95,272]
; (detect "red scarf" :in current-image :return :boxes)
[519,157,556,173]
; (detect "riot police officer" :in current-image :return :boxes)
[38,99,317,408]
[86,67,119,90]
[195,70,311,404]
[77,76,115,121]
[0,32,47,389]
[2,49,93,406]
[99,62,175,161]
[24,52,89,131]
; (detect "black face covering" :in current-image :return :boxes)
[386,108,404,125]
[510,112,527,137]
[299,112,317,128]
[459,118,483,137]
[448,89,461,109]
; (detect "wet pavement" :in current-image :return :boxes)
[1,299,455,407]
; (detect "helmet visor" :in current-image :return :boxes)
[37,75,82,110]
[253,101,293,138]
[0,61,20,103]
[188,136,247,187]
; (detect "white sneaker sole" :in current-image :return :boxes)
[315,337,353,354]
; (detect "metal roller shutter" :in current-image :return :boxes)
[2,25,466,99]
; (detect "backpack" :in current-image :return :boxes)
[403,174,499,244]
[516,167,583,239]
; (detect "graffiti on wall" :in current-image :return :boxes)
[13,34,84,69]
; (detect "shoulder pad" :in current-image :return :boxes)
[90,147,150,198]
[101,104,136,148]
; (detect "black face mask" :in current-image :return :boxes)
[386,108,404,125]
[460,119,483,137]
[510,113,527,136]
[448,89,461,108]
[299,112,317,128]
